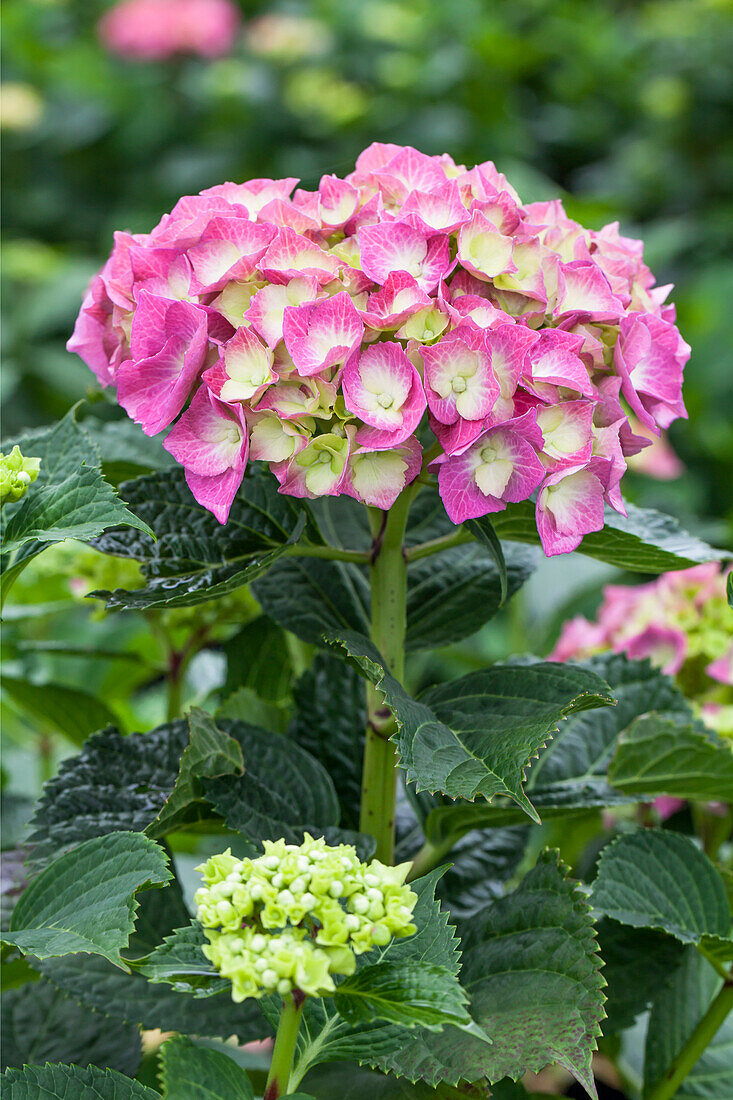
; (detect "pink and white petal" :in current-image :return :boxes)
[184,464,244,525]
[164,385,248,477]
[359,271,432,330]
[457,211,516,281]
[400,180,471,234]
[438,448,506,524]
[188,218,277,294]
[344,437,422,509]
[624,625,689,677]
[536,466,606,556]
[536,400,595,465]
[555,261,625,323]
[527,329,594,396]
[245,277,320,347]
[485,324,539,399]
[258,227,340,285]
[283,292,364,376]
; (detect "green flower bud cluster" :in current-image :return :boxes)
[0,446,40,504]
[195,834,418,1002]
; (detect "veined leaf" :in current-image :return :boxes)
[146,709,243,838]
[436,826,530,922]
[457,850,606,1097]
[136,922,227,998]
[3,832,171,967]
[608,712,733,803]
[158,1035,254,1100]
[464,515,508,604]
[253,557,370,645]
[92,466,315,609]
[490,499,726,572]
[0,1063,160,1099]
[287,653,366,830]
[423,654,687,840]
[1,980,141,1076]
[334,960,484,1037]
[591,830,733,945]
[0,409,153,588]
[595,918,684,1033]
[332,632,614,823]
[40,953,268,1043]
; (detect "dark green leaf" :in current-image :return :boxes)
[644,948,733,1099]
[1,980,141,1076]
[92,466,314,609]
[334,960,481,1035]
[147,709,243,838]
[436,826,530,921]
[136,922,227,997]
[124,866,191,960]
[464,515,508,604]
[221,615,293,701]
[332,632,614,824]
[253,558,370,645]
[0,410,153,576]
[287,653,366,830]
[1,674,119,747]
[490,500,726,572]
[298,1063,472,1099]
[405,541,539,650]
[158,1035,254,1100]
[3,832,171,966]
[40,954,268,1042]
[609,711,733,803]
[595,918,684,1033]
[0,1063,160,1098]
[592,830,733,945]
[215,687,291,733]
[202,723,340,845]
[457,850,606,1097]
[424,654,688,838]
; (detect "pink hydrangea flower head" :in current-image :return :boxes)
[68,144,691,553]
[98,0,240,61]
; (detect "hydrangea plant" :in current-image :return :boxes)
[2,147,731,1100]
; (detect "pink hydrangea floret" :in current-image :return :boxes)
[68,145,691,553]
[98,0,240,61]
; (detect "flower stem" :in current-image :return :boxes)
[264,991,306,1100]
[645,968,733,1100]
[359,488,414,864]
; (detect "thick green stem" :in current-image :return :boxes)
[264,992,305,1099]
[359,488,413,864]
[645,970,733,1100]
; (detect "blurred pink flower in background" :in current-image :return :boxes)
[98,0,240,61]
[626,415,685,480]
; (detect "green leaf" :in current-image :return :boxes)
[81,417,175,484]
[608,712,733,803]
[0,675,119,747]
[202,723,341,846]
[457,850,606,1097]
[332,632,614,823]
[158,1035,254,1100]
[3,832,171,967]
[405,541,539,651]
[592,830,733,945]
[424,654,688,838]
[136,922,227,998]
[334,960,482,1036]
[92,466,313,609]
[490,499,726,572]
[124,867,191,960]
[27,722,192,866]
[146,709,243,838]
[464,515,508,604]
[296,1063,472,1099]
[0,409,153,571]
[40,953,268,1042]
[253,557,370,645]
[436,826,530,922]
[644,947,733,1100]
[221,615,293,701]
[27,718,347,866]
[282,869,475,1088]
[0,1063,160,1099]
[215,687,291,734]
[595,918,684,1033]
[1,980,141,1076]
[287,653,366,830]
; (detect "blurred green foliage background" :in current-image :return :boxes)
[2,0,732,802]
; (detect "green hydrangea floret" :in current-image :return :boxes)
[0,445,41,504]
[195,834,418,1002]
